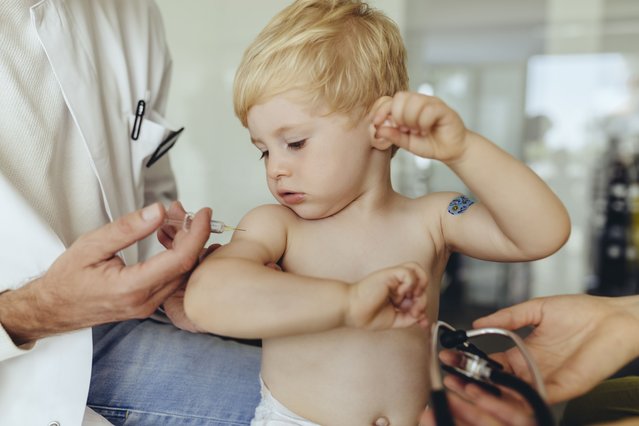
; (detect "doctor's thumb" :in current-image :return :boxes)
[75,203,165,262]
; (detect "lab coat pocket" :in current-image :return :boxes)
[128,111,181,201]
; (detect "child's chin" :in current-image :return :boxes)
[285,205,331,220]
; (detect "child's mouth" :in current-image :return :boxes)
[279,191,306,204]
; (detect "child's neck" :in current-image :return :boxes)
[340,176,397,219]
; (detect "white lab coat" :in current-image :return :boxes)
[0,0,178,424]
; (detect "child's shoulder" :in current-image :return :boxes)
[411,191,472,215]
[239,204,299,228]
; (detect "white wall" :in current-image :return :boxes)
[155,1,406,243]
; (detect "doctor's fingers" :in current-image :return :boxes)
[125,208,211,288]
[421,385,533,426]
[157,200,187,248]
[71,203,166,266]
[462,384,535,426]
[473,298,545,331]
[444,375,530,414]
[419,392,505,426]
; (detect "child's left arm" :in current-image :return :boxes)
[373,92,570,261]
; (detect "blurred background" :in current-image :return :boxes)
[155,0,639,323]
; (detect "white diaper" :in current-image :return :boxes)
[251,377,321,426]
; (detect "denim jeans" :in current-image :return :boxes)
[89,319,261,426]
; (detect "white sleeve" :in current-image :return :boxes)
[0,322,32,362]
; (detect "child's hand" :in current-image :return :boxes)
[163,284,206,333]
[346,262,428,331]
[372,92,468,164]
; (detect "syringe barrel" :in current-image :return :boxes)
[209,220,225,233]
[173,212,229,234]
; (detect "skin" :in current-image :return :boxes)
[419,294,639,425]
[159,201,218,333]
[184,91,571,425]
[473,294,639,404]
[0,203,211,346]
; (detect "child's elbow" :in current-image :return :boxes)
[529,213,572,259]
[551,211,572,252]
[183,270,220,333]
[183,264,238,335]
[183,279,206,330]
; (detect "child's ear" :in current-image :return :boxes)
[368,96,394,152]
[369,122,394,151]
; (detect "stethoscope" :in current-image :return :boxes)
[429,321,555,425]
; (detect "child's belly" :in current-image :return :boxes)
[261,325,430,426]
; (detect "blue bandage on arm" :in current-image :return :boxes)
[447,195,474,215]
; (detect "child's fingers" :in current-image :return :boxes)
[392,310,421,328]
[407,263,428,320]
[387,91,410,124]
[375,92,445,137]
[374,125,403,145]
[409,292,427,319]
[401,263,427,300]
[396,262,426,292]
[418,317,430,330]
[388,92,439,131]
[417,98,447,134]
[391,266,418,305]
[403,262,428,295]
[371,96,394,126]
[397,93,430,129]
[391,263,428,318]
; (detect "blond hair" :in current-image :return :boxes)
[233,0,408,127]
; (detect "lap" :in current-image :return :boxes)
[89,319,261,426]
[561,376,639,426]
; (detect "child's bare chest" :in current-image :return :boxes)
[281,217,445,283]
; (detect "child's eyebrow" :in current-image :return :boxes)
[250,124,308,144]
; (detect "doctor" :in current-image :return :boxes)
[0,1,260,425]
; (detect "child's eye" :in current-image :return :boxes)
[287,140,306,150]
[259,150,269,160]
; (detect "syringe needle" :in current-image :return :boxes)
[222,224,246,232]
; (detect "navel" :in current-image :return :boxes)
[373,416,390,426]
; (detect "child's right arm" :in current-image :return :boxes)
[183,204,428,339]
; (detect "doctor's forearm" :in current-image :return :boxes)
[0,279,59,346]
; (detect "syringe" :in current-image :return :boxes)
[163,212,245,234]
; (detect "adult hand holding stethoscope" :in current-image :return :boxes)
[420,293,639,425]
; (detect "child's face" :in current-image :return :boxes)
[247,92,375,219]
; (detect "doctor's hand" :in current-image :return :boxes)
[0,203,211,346]
[472,294,639,404]
[419,375,535,426]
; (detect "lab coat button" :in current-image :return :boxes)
[48,422,61,426]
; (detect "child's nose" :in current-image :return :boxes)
[266,156,291,180]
